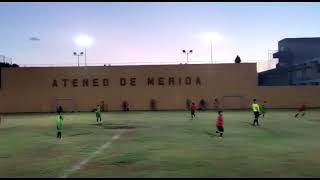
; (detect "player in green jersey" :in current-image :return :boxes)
[260,101,267,118]
[56,113,63,139]
[95,105,102,123]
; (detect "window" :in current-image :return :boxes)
[280,46,284,52]
[302,69,306,78]
[295,70,302,80]
[306,68,312,79]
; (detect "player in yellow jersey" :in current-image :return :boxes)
[252,99,261,126]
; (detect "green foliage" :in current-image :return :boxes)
[0,62,19,67]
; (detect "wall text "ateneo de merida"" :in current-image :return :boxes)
[52,77,202,87]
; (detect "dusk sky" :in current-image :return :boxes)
[0,2,319,68]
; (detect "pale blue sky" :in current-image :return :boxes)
[0,2,319,66]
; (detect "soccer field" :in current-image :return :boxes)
[1,110,320,178]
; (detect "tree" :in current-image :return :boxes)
[235,55,241,63]
[0,62,19,67]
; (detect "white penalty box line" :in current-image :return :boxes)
[59,131,123,178]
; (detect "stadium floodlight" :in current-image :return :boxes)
[182,49,193,64]
[75,35,93,66]
[201,32,223,64]
[73,51,84,67]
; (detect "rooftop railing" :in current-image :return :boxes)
[12,59,278,72]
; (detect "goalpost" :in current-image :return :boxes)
[53,97,77,112]
[221,94,247,110]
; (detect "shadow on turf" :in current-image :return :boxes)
[303,117,320,122]
[89,123,146,129]
[240,121,255,127]
[103,125,139,129]
[0,125,22,131]
[68,132,93,137]
[88,123,103,126]
[204,131,216,137]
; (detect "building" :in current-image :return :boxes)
[259,37,320,86]
[1,63,320,113]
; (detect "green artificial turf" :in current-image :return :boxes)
[0,109,320,178]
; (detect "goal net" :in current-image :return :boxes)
[221,95,246,110]
[53,97,77,112]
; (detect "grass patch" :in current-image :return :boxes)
[0,109,320,177]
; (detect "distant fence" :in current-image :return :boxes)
[19,61,212,67]
[17,59,278,72]
[256,59,279,73]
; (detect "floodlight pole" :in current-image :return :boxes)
[74,52,83,67]
[210,40,213,64]
[85,48,87,66]
[183,50,193,64]
[187,53,189,64]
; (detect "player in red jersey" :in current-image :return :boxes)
[216,110,224,138]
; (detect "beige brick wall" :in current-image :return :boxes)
[0,63,319,113]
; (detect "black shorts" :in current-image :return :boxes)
[217,126,224,132]
[254,112,260,118]
[191,110,195,115]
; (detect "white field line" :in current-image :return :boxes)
[60,112,148,178]
[59,132,122,178]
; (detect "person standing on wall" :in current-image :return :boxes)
[252,99,261,126]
